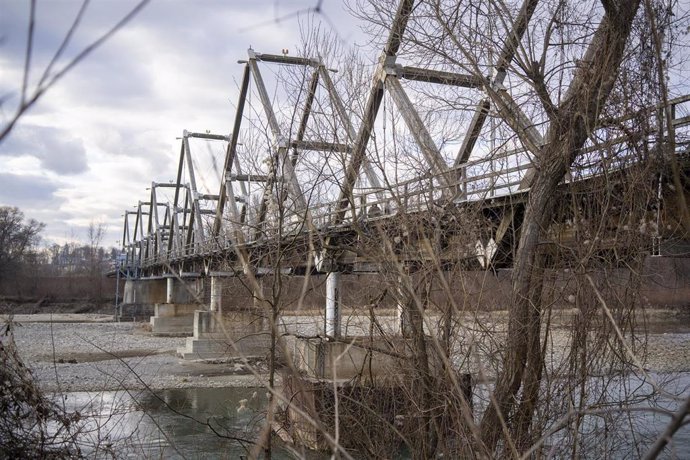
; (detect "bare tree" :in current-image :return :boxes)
[0,0,150,144]
[0,206,44,286]
[345,0,688,456]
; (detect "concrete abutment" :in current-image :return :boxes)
[149,274,204,336]
[177,309,271,359]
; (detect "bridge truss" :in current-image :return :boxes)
[120,0,690,278]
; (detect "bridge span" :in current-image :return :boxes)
[118,52,690,276]
[114,38,690,356]
[115,20,690,336]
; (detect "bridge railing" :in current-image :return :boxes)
[131,94,690,269]
[319,93,690,224]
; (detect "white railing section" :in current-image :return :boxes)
[126,95,690,269]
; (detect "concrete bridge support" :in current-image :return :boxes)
[177,273,271,359]
[150,274,203,336]
[123,277,167,305]
[325,271,342,338]
[120,277,166,320]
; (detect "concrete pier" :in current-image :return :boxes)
[279,335,473,452]
[177,308,270,360]
[123,277,166,305]
[149,303,199,336]
[118,277,166,320]
[283,336,401,380]
[150,274,203,336]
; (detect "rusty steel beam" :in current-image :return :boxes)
[253,52,318,67]
[291,140,351,153]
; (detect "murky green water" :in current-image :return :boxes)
[56,387,317,459]
[54,374,690,459]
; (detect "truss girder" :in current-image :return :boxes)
[120,0,687,276]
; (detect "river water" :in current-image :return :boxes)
[55,374,689,459]
[56,387,321,459]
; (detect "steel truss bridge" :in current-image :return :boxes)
[119,0,690,280]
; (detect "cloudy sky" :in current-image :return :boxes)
[0,0,369,248]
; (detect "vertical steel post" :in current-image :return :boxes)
[210,276,222,312]
[325,271,342,338]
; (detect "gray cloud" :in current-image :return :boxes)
[0,172,61,207]
[0,125,88,174]
[0,0,361,245]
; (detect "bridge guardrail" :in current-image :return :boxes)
[125,94,690,270]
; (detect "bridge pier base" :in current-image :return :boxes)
[278,335,473,452]
[177,308,270,360]
[150,274,203,336]
[119,278,166,320]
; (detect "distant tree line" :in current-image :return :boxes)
[0,206,119,298]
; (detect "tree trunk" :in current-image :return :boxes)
[479,1,642,452]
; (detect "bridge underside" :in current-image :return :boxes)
[125,153,689,279]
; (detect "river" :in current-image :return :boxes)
[54,372,690,459]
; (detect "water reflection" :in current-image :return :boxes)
[58,387,298,459]
[56,373,689,459]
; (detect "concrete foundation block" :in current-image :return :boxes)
[283,335,402,381]
[124,278,167,305]
[177,309,271,360]
[150,303,199,336]
[278,370,472,453]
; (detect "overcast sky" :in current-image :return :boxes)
[0,0,369,249]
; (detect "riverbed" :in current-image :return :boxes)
[5,311,690,458]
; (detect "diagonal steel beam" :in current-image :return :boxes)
[222,171,244,241]
[490,88,544,155]
[455,0,541,166]
[454,99,491,167]
[182,134,206,244]
[291,68,320,165]
[167,139,188,255]
[247,49,310,240]
[213,64,250,237]
[318,65,385,200]
[335,0,416,223]
[149,184,161,256]
[385,74,453,188]
[183,187,196,253]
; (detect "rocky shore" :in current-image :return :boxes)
[4,309,690,393]
[6,317,268,392]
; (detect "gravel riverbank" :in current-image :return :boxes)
[5,310,690,392]
[6,319,269,392]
